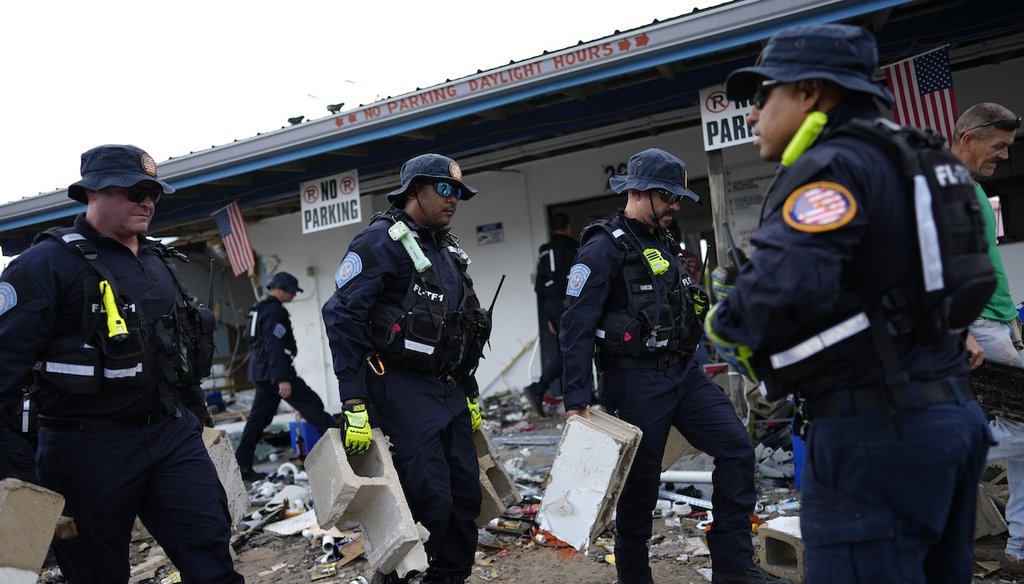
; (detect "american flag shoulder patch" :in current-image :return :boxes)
[782,181,857,233]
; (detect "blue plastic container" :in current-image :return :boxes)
[289,421,323,456]
[791,433,805,490]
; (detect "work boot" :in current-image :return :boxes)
[524,382,546,416]
[1002,553,1024,575]
[239,468,266,482]
[370,571,409,584]
[712,565,791,584]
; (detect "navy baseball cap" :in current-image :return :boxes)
[386,153,478,204]
[68,144,175,204]
[267,272,303,293]
[608,148,699,202]
[726,24,894,107]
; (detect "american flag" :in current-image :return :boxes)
[212,200,255,277]
[884,46,958,145]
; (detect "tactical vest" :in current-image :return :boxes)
[368,213,492,377]
[581,219,699,359]
[33,228,216,399]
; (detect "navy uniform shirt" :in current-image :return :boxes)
[322,211,474,402]
[559,214,689,412]
[535,233,578,325]
[712,103,967,387]
[247,296,298,384]
[0,215,201,421]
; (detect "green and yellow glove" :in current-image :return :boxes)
[342,403,372,455]
[710,266,737,303]
[467,396,482,432]
[704,304,759,382]
[690,286,710,323]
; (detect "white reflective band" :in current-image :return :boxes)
[104,364,143,379]
[60,233,86,243]
[248,313,258,339]
[595,329,606,339]
[655,339,669,347]
[913,174,944,292]
[404,339,435,355]
[45,362,94,376]
[611,228,626,239]
[769,312,870,369]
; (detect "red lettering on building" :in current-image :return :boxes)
[468,62,544,93]
[551,43,614,70]
[635,33,650,48]
[617,38,631,51]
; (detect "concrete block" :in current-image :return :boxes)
[538,409,642,551]
[758,516,803,583]
[202,427,249,527]
[474,429,520,526]
[306,428,428,577]
[661,426,699,472]
[0,479,65,577]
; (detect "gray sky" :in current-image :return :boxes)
[0,0,721,205]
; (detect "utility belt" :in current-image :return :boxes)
[598,351,685,371]
[800,376,973,419]
[38,409,175,432]
[377,355,459,383]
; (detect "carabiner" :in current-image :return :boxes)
[367,353,386,377]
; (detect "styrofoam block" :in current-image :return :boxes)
[201,427,249,526]
[0,479,64,573]
[538,409,642,551]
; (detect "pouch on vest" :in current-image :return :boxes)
[459,306,492,375]
[97,302,148,392]
[174,303,216,385]
[597,312,648,357]
[373,303,447,373]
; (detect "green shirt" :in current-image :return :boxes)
[976,183,1018,322]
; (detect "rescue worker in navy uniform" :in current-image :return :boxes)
[525,212,577,414]
[235,271,338,481]
[322,153,487,584]
[706,24,991,582]
[0,145,242,582]
[560,148,785,584]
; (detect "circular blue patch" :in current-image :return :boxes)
[335,251,363,289]
[0,282,17,317]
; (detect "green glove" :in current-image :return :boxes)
[467,396,482,432]
[710,266,737,303]
[690,286,710,323]
[704,304,759,382]
[342,403,372,455]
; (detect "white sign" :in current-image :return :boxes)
[699,84,756,151]
[300,170,361,234]
[723,161,775,258]
[476,222,504,246]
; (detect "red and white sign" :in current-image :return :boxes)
[300,170,361,234]
[699,84,756,151]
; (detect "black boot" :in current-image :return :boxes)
[524,382,546,416]
[712,565,792,584]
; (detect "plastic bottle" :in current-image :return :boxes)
[764,498,801,513]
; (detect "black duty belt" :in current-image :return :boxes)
[39,410,170,432]
[600,352,685,371]
[802,376,973,419]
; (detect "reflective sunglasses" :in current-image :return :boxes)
[430,180,463,200]
[126,184,163,204]
[752,80,784,109]
[964,116,1021,134]
[650,188,686,204]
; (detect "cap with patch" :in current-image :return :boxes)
[608,148,699,202]
[726,23,893,106]
[267,271,303,294]
[386,153,478,204]
[67,144,175,204]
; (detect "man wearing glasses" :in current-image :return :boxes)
[952,103,1024,574]
[0,144,242,581]
[322,153,488,584]
[706,24,991,582]
[559,148,782,584]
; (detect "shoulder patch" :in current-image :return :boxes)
[565,263,592,298]
[335,251,363,288]
[782,181,857,233]
[272,323,287,339]
[0,282,17,317]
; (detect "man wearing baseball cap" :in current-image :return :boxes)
[0,144,242,581]
[559,148,784,583]
[235,271,337,481]
[322,153,488,584]
[706,24,991,582]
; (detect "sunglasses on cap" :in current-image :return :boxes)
[964,116,1021,134]
[752,80,784,109]
[650,188,687,204]
[429,180,464,200]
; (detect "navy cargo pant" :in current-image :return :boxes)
[235,375,337,470]
[801,394,990,583]
[36,410,242,583]
[368,366,482,580]
[601,356,756,583]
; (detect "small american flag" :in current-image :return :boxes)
[212,200,255,277]
[884,46,958,145]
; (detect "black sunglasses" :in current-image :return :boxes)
[964,116,1021,134]
[752,80,784,109]
[650,188,686,204]
[126,184,163,204]
[429,180,463,200]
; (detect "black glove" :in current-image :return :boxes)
[189,401,215,428]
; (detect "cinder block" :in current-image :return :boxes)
[758,516,803,583]
[538,409,642,551]
[0,479,65,578]
[474,429,520,526]
[202,427,249,526]
[306,428,428,577]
